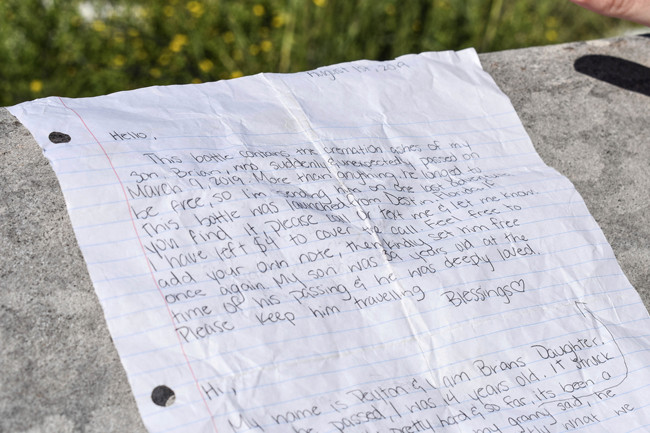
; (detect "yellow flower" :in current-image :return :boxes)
[545,29,558,42]
[158,52,172,65]
[272,14,284,28]
[249,44,260,56]
[112,55,126,67]
[133,5,149,18]
[252,4,265,17]
[150,68,162,78]
[260,40,272,52]
[222,31,235,44]
[192,78,202,84]
[29,80,43,93]
[164,5,175,17]
[199,59,214,72]
[313,0,326,6]
[230,70,243,78]
[92,20,106,32]
[169,34,188,52]
[113,34,125,44]
[186,1,204,17]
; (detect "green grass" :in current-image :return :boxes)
[0,0,634,106]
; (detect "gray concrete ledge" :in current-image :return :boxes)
[1,35,649,432]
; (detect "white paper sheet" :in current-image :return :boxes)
[8,49,650,433]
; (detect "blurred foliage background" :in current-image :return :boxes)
[0,0,639,106]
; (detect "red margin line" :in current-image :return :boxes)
[58,97,219,433]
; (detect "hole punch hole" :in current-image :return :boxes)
[48,131,71,144]
[151,385,176,407]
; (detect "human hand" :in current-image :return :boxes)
[569,0,650,27]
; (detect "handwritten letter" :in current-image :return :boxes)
[9,49,650,432]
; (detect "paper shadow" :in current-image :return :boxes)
[574,55,650,96]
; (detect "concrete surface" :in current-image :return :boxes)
[1,35,648,432]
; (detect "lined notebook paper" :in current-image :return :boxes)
[8,49,650,433]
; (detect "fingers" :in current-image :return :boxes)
[569,0,650,26]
